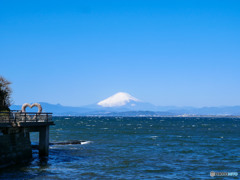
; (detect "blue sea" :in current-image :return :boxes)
[0,117,240,179]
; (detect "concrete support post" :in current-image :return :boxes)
[39,126,49,156]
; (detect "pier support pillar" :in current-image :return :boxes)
[39,126,49,156]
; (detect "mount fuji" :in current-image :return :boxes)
[98,92,140,107]
[96,92,157,111]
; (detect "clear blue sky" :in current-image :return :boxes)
[1,0,240,107]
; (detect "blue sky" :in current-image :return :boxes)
[1,0,240,107]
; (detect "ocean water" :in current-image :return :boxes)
[0,117,240,179]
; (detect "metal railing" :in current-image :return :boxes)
[0,111,53,124]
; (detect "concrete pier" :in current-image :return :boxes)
[39,126,49,156]
[0,110,54,167]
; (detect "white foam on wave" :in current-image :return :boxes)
[70,147,78,150]
[50,146,59,149]
[81,141,92,145]
[150,136,158,139]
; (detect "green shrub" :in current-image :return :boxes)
[0,76,12,111]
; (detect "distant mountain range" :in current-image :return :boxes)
[10,92,240,116]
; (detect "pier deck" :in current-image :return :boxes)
[0,111,53,127]
[0,111,54,156]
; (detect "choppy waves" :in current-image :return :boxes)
[0,117,240,179]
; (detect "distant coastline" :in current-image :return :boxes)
[52,114,240,118]
[11,102,240,117]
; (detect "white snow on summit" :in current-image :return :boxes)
[97,92,140,107]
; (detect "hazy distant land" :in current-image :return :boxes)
[10,102,240,117]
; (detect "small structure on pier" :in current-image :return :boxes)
[0,103,54,157]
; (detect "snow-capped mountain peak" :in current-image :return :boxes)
[97,92,140,107]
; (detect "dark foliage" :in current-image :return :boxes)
[0,76,12,111]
